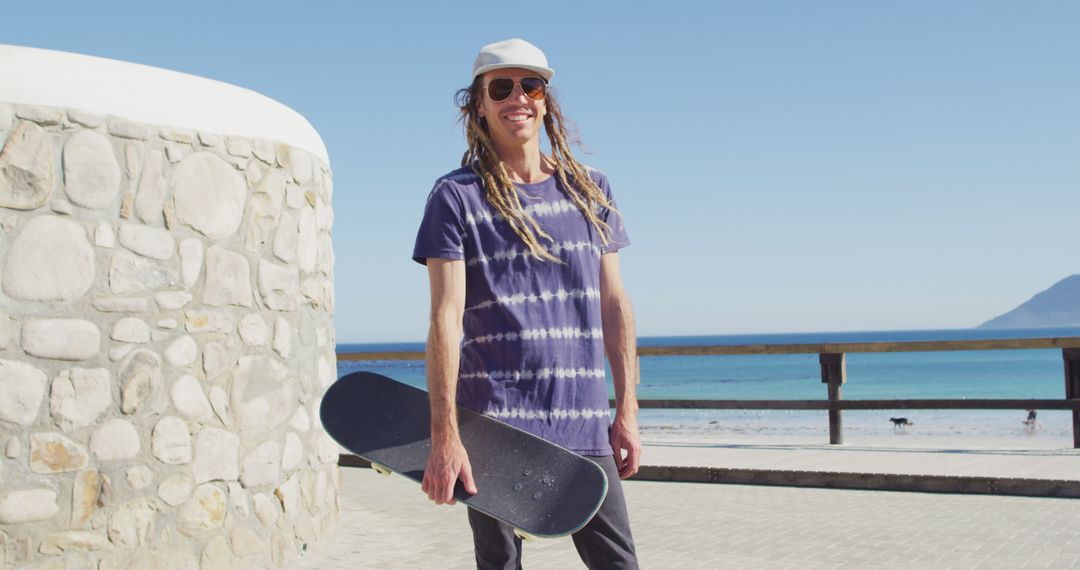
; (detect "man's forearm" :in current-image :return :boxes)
[427,314,462,442]
[602,292,639,417]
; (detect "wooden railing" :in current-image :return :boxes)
[338,336,1080,448]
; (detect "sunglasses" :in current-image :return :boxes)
[483,77,548,102]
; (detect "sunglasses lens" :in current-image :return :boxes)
[520,78,547,100]
[487,78,515,101]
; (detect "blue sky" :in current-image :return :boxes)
[7,1,1079,342]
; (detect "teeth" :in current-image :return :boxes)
[506,114,530,121]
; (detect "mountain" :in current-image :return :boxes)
[979,274,1080,329]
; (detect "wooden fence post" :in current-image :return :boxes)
[1064,349,1080,449]
[820,353,847,445]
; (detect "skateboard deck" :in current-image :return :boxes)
[320,371,609,538]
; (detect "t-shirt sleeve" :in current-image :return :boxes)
[412,181,467,265]
[593,171,631,254]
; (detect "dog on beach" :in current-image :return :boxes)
[1023,409,1039,431]
[889,417,913,430]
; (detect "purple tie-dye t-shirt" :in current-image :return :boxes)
[412,165,630,455]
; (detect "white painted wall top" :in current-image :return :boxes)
[0,44,329,165]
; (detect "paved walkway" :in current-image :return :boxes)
[299,460,1080,569]
[639,435,1080,480]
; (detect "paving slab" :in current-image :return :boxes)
[296,464,1080,569]
[640,435,1080,480]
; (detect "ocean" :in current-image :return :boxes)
[336,327,1080,446]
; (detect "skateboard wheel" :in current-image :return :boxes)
[513,529,536,542]
[370,462,392,476]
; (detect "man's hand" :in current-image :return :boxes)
[609,414,642,479]
[421,437,478,505]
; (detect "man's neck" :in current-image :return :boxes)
[493,139,551,184]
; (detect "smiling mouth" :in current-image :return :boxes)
[503,110,533,123]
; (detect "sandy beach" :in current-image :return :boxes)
[639,408,1074,446]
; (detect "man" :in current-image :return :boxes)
[412,38,641,569]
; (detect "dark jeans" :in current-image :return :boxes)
[467,454,639,570]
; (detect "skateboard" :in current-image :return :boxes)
[320,371,609,539]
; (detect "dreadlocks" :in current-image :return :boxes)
[455,77,621,263]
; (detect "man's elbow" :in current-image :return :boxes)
[429,305,463,334]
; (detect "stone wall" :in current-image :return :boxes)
[0,102,338,569]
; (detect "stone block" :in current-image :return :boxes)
[178,484,226,536]
[197,131,220,146]
[239,313,269,346]
[289,406,310,433]
[109,250,179,294]
[202,341,231,380]
[50,367,112,430]
[227,481,249,518]
[66,109,104,128]
[71,470,106,529]
[252,139,276,163]
[164,335,198,367]
[209,386,231,427]
[201,534,232,570]
[184,310,234,334]
[274,475,301,520]
[110,317,151,343]
[151,416,191,465]
[230,527,265,558]
[14,105,64,125]
[119,349,165,416]
[125,465,152,490]
[0,359,47,426]
[106,118,151,140]
[170,374,212,421]
[159,128,195,144]
[273,317,292,358]
[193,428,239,483]
[130,150,163,225]
[282,433,303,472]
[164,142,188,163]
[225,137,251,157]
[240,440,281,488]
[278,143,313,184]
[253,493,278,527]
[38,530,108,555]
[90,418,140,461]
[63,130,121,209]
[157,318,178,329]
[29,432,89,473]
[204,245,252,307]
[94,223,115,247]
[118,222,174,260]
[245,170,285,250]
[179,238,203,288]
[157,474,192,506]
[106,498,156,547]
[0,489,58,523]
[92,297,148,312]
[2,215,95,301]
[297,206,317,272]
[171,152,246,239]
[232,356,294,438]
[272,210,298,263]
[22,319,100,360]
[0,121,53,210]
[258,261,299,311]
[155,291,193,310]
